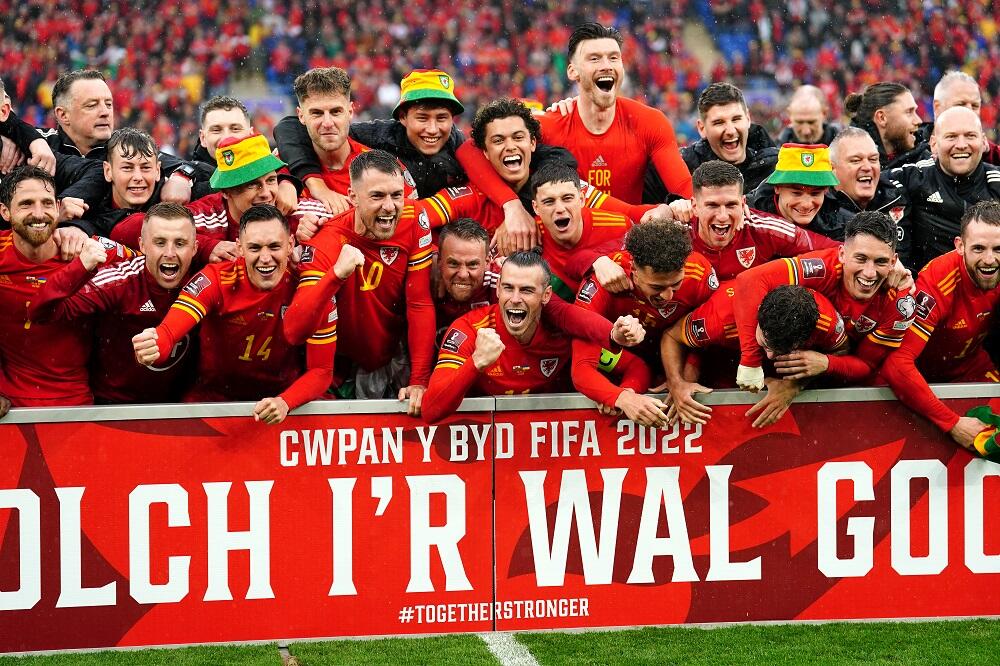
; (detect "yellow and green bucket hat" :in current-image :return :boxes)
[392,69,464,118]
[210,133,286,190]
[965,406,1000,462]
[767,143,840,187]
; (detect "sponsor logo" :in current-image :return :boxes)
[800,152,815,167]
[380,247,399,265]
[183,273,211,297]
[927,191,943,203]
[139,300,156,313]
[98,237,117,251]
[853,315,877,333]
[690,317,709,342]
[893,319,914,330]
[952,318,968,330]
[540,357,559,377]
[592,155,607,167]
[914,291,937,319]
[736,246,757,268]
[578,279,598,304]
[442,328,468,353]
[298,245,315,264]
[419,232,433,248]
[896,295,916,319]
[403,169,416,188]
[222,149,235,166]
[800,258,826,279]
[707,269,719,290]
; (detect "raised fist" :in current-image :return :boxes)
[79,238,109,271]
[472,327,505,370]
[333,243,365,279]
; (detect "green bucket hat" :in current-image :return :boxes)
[210,133,286,190]
[767,143,840,187]
[965,405,1000,462]
[392,69,464,119]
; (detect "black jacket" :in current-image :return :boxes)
[776,123,840,146]
[0,110,45,163]
[887,158,1000,270]
[826,185,911,265]
[273,116,467,199]
[850,119,931,171]
[38,125,107,161]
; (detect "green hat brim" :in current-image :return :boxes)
[767,170,839,187]
[393,90,465,119]
[210,154,286,190]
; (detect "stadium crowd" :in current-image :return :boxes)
[2,20,1000,457]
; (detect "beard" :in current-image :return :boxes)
[13,215,56,247]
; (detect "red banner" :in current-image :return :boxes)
[1,392,1000,654]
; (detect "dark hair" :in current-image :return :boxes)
[845,210,897,250]
[348,149,403,183]
[757,285,820,356]
[0,76,6,99]
[529,161,580,199]
[692,160,744,193]
[199,95,250,125]
[503,248,552,285]
[106,128,157,162]
[625,221,691,274]
[0,165,56,207]
[238,204,288,236]
[144,202,195,230]
[844,82,909,125]
[961,200,1000,234]
[439,218,489,249]
[567,22,623,59]
[293,67,351,104]
[471,98,541,150]
[52,69,107,109]
[697,82,746,118]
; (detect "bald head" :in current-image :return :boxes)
[932,106,984,177]
[786,86,827,143]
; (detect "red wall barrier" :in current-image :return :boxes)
[1,388,999,654]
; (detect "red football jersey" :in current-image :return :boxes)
[28,255,194,403]
[154,259,336,408]
[299,137,416,199]
[541,208,634,301]
[423,303,572,422]
[0,233,93,406]
[882,251,1000,431]
[690,208,840,281]
[538,97,693,202]
[734,247,915,379]
[288,206,436,385]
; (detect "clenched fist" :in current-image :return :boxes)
[472,327,505,370]
[611,315,645,347]
[333,243,365,279]
[132,328,160,366]
[79,238,109,271]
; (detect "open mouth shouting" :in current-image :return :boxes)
[374,213,396,234]
[552,215,572,232]
[708,221,731,242]
[719,134,742,156]
[594,75,616,92]
[975,263,1000,287]
[501,154,523,173]
[505,307,527,328]
[159,261,181,281]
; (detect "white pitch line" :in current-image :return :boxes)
[480,632,541,666]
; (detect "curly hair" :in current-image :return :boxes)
[471,98,541,150]
[757,285,821,356]
[625,221,692,275]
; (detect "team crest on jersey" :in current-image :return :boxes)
[578,279,598,304]
[380,247,400,265]
[222,149,235,166]
[914,291,937,319]
[707,269,719,290]
[736,246,757,268]
[889,206,905,223]
[446,186,472,199]
[183,274,212,297]
[896,294,916,319]
[800,258,826,279]
[853,315,877,333]
[540,357,559,377]
[657,303,678,319]
[442,328,468,353]
[298,245,315,264]
[418,210,430,230]
[690,317,709,342]
[801,152,815,167]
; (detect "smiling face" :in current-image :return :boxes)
[238,217,292,290]
[223,171,280,220]
[399,104,454,156]
[832,134,880,205]
[533,179,584,247]
[877,91,922,154]
[631,264,684,308]
[297,92,353,155]
[1,178,59,248]
[439,234,487,302]
[140,214,197,289]
[482,115,536,190]
[692,182,743,249]
[568,37,624,110]
[199,107,252,159]
[697,102,751,165]
[774,184,827,227]
[103,146,161,209]
[349,167,406,240]
[497,261,551,342]
[957,219,1000,290]
[839,233,896,301]
[932,107,984,178]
